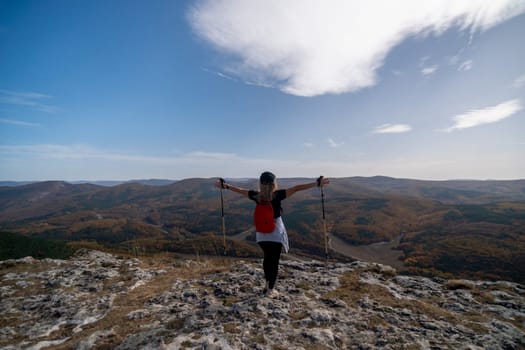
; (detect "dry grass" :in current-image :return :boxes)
[295,281,312,290]
[289,310,309,320]
[510,315,525,331]
[271,346,287,350]
[367,314,389,328]
[223,322,241,334]
[303,344,333,350]
[325,270,393,305]
[444,279,476,290]
[252,333,266,345]
[221,295,241,306]
[166,318,186,331]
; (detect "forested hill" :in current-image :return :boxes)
[1,176,524,283]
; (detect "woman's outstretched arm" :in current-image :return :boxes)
[286,176,329,198]
[215,178,250,197]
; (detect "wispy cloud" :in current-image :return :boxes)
[0,145,260,166]
[447,49,473,71]
[391,70,403,77]
[188,0,525,96]
[447,50,463,66]
[202,67,238,82]
[419,56,439,76]
[421,65,438,76]
[373,124,412,134]
[0,89,60,113]
[327,138,344,148]
[216,72,237,81]
[0,144,156,162]
[443,99,523,132]
[0,144,323,179]
[303,142,314,148]
[183,151,238,160]
[457,59,473,71]
[0,118,41,127]
[1,143,522,181]
[513,74,525,88]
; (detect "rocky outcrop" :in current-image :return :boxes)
[0,250,524,349]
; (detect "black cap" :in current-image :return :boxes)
[259,171,276,184]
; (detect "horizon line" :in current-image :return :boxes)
[2,175,525,185]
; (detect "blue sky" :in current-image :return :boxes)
[1,0,524,181]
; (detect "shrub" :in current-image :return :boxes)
[0,232,74,260]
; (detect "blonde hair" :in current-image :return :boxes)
[257,181,277,202]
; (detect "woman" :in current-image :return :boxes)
[216,172,329,297]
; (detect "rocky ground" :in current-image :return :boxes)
[0,249,524,350]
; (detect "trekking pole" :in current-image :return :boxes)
[219,178,227,255]
[318,176,329,261]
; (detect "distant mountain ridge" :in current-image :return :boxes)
[346,176,525,204]
[0,181,34,187]
[0,179,178,187]
[2,175,524,201]
[1,176,524,283]
[1,176,524,223]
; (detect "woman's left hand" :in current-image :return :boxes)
[317,176,330,187]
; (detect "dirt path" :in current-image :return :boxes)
[230,228,254,241]
[229,227,406,270]
[329,234,406,270]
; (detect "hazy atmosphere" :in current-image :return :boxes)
[1,0,524,181]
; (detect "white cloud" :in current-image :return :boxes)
[373,124,412,134]
[188,0,525,97]
[303,142,314,148]
[443,99,523,132]
[327,138,344,148]
[513,73,525,88]
[0,118,41,127]
[0,89,60,113]
[457,59,473,71]
[421,65,438,76]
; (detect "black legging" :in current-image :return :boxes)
[258,241,283,289]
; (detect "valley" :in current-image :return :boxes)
[329,233,405,270]
[1,176,524,283]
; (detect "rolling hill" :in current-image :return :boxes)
[1,176,524,282]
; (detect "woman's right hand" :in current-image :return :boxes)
[215,178,225,189]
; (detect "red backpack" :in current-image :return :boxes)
[254,201,275,233]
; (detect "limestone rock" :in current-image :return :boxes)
[0,250,523,349]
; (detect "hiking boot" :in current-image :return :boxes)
[267,288,279,298]
[262,281,270,295]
